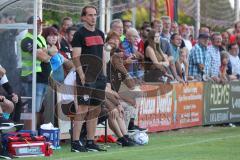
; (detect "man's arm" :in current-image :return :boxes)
[21,37,51,63]
[72,47,85,85]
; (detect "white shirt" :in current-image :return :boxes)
[183,39,192,53]
[0,65,8,85]
[229,54,240,75]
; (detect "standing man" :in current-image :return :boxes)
[21,16,52,126]
[71,5,107,152]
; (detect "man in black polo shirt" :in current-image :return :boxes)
[71,5,108,152]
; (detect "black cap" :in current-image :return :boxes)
[27,16,42,24]
[198,33,210,39]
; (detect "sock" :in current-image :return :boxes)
[87,140,94,145]
[128,118,135,129]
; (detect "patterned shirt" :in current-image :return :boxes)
[188,43,211,77]
[207,45,221,77]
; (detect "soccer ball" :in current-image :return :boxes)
[132,132,149,145]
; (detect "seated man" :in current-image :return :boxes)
[0,65,21,122]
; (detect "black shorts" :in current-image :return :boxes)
[76,74,106,106]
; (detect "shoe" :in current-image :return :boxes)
[0,149,13,159]
[86,141,107,152]
[107,135,117,143]
[71,140,88,152]
[128,125,148,132]
[117,137,135,147]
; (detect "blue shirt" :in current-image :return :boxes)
[170,44,180,63]
[207,45,221,77]
[188,43,211,77]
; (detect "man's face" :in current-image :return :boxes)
[37,21,42,35]
[229,44,239,56]
[143,27,151,38]
[62,20,73,32]
[171,35,182,47]
[162,19,171,33]
[112,22,123,35]
[181,25,190,37]
[124,21,132,33]
[212,35,222,47]
[236,22,240,33]
[171,23,178,34]
[153,22,162,33]
[67,30,76,43]
[221,32,229,45]
[199,38,209,47]
[82,8,97,27]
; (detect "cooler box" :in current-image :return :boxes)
[39,128,60,149]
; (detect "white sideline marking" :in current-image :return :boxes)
[61,134,240,160]
[210,108,229,111]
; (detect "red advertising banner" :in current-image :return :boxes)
[136,82,203,132]
[173,82,203,128]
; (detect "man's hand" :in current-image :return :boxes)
[117,104,124,118]
[47,45,58,56]
[125,57,134,64]
[79,72,85,85]
[0,67,6,78]
[0,96,5,102]
[198,64,204,71]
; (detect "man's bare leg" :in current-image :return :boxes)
[72,105,88,141]
[86,105,101,140]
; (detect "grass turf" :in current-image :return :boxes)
[17,126,240,160]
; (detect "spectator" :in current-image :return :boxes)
[179,48,192,81]
[110,19,124,41]
[171,21,179,34]
[160,16,171,41]
[41,27,73,124]
[188,33,211,80]
[59,17,73,38]
[234,21,240,35]
[60,26,78,59]
[140,21,151,42]
[151,20,162,34]
[208,32,222,82]
[120,27,144,79]
[20,16,52,126]
[122,19,132,35]
[144,30,173,82]
[219,51,230,83]
[228,43,240,80]
[170,33,185,82]
[179,24,192,53]
[220,31,230,51]
[71,5,107,152]
[0,65,22,122]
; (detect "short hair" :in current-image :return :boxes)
[61,17,72,25]
[150,20,161,28]
[220,51,229,61]
[170,33,179,41]
[228,42,238,51]
[234,21,240,29]
[211,32,221,41]
[123,19,132,24]
[81,5,98,17]
[110,19,122,29]
[141,21,151,30]
[105,31,120,42]
[160,16,171,22]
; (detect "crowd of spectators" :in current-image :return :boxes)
[1,4,240,152]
